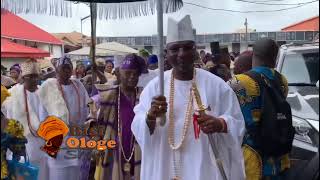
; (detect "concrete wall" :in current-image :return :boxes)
[37,43,49,52]
[30,42,63,58]
[52,45,63,58]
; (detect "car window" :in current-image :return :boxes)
[281,51,319,84]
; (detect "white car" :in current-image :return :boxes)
[275,42,319,180]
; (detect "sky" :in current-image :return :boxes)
[17,0,319,37]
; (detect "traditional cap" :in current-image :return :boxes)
[54,56,73,69]
[148,55,158,65]
[21,59,41,77]
[121,54,146,75]
[105,59,114,65]
[138,49,150,58]
[114,55,125,68]
[96,58,106,67]
[1,85,10,106]
[166,15,195,44]
[10,64,21,73]
[37,116,69,141]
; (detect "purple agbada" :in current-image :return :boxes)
[93,85,142,179]
[118,91,136,174]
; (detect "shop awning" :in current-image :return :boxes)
[1,38,50,58]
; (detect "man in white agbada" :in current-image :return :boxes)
[2,59,47,177]
[38,56,91,180]
[131,15,246,180]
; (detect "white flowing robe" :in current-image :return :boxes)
[132,68,246,180]
[3,84,47,180]
[38,78,90,180]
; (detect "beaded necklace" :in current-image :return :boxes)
[23,86,39,137]
[168,69,196,180]
[117,86,137,173]
[57,80,81,124]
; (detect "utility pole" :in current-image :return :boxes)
[81,15,90,47]
[245,18,248,50]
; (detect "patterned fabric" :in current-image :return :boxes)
[228,66,290,179]
[122,54,147,75]
[1,84,27,180]
[54,56,73,69]
[94,86,142,180]
[21,59,41,76]
[1,85,11,105]
[96,58,106,67]
[1,120,27,180]
[1,76,16,89]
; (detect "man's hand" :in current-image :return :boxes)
[146,96,167,135]
[92,63,98,71]
[91,63,107,84]
[197,114,226,134]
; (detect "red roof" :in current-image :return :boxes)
[1,9,62,45]
[1,38,50,58]
[282,16,319,31]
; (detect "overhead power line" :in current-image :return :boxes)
[184,0,319,13]
[235,0,319,6]
[245,0,290,1]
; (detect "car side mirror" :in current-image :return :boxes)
[316,81,319,89]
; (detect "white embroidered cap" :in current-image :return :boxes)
[96,58,106,66]
[166,15,195,44]
[21,59,41,76]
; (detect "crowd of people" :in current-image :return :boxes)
[1,15,294,180]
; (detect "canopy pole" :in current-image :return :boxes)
[156,0,166,126]
[90,2,97,87]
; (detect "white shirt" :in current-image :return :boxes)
[132,68,246,180]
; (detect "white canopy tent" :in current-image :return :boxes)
[67,41,138,56]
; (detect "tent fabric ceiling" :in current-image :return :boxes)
[67,41,138,56]
[67,0,146,2]
[1,0,183,20]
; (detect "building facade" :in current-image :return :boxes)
[1,9,63,69]
[97,30,319,54]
